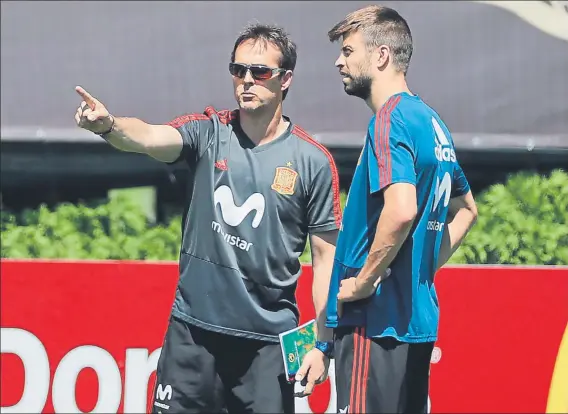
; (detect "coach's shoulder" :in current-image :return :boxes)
[290,124,335,166]
[167,106,236,128]
[203,106,238,126]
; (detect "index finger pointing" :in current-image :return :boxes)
[75,86,97,109]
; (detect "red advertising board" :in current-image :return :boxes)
[1,260,567,413]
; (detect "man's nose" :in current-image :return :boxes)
[335,55,344,68]
[243,69,255,84]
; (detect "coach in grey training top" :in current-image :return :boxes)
[73,23,340,411]
[168,106,341,342]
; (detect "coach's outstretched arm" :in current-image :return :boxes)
[436,192,478,269]
[74,86,183,163]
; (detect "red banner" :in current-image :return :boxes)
[1,260,567,413]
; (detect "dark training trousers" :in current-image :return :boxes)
[151,316,294,414]
[334,326,434,414]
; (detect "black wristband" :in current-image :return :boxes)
[96,115,115,136]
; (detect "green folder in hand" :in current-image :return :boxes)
[279,319,316,382]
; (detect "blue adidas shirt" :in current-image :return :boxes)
[326,92,470,343]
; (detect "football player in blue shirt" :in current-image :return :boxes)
[324,5,478,413]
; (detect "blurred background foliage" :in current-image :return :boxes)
[2,170,566,265]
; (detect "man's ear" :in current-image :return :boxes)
[375,45,391,70]
[281,70,293,93]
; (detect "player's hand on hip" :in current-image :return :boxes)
[294,348,330,398]
[337,268,391,317]
[74,86,113,134]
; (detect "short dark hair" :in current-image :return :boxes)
[328,5,413,75]
[231,23,297,100]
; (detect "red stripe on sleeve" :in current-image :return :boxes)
[380,102,389,187]
[168,107,237,128]
[374,109,384,186]
[206,107,237,125]
[381,100,392,186]
[374,95,401,189]
[167,113,209,128]
[292,125,343,228]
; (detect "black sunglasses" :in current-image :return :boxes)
[229,63,286,80]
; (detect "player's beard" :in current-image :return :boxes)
[344,74,372,101]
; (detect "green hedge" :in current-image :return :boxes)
[2,170,566,265]
[448,169,567,265]
[1,199,182,261]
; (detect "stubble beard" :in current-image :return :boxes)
[344,75,373,101]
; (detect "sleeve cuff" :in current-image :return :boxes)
[370,178,417,194]
[308,222,340,233]
[451,184,471,198]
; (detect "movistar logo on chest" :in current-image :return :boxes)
[432,117,456,163]
[211,185,265,251]
[214,185,265,227]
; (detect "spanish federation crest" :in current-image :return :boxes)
[271,167,298,195]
